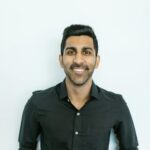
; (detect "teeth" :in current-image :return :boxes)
[74,69,84,71]
[73,68,84,74]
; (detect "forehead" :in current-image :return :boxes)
[65,35,94,48]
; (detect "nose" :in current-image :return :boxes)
[73,53,84,64]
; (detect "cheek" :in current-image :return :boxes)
[62,60,72,69]
[62,56,73,65]
[88,59,97,67]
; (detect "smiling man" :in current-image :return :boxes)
[18,24,138,150]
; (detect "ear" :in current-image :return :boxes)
[59,55,64,68]
[95,55,100,69]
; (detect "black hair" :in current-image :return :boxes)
[61,24,98,55]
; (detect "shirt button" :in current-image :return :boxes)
[76,112,80,116]
[75,131,79,135]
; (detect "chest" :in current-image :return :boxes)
[38,101,119,137]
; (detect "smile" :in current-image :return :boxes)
[73,68,85,75]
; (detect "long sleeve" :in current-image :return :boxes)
[18,96,41,150]
[114,95,138,150]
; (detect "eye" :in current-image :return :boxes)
[66,50,76,56]
[82,49,92,56]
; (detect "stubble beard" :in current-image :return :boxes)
[64,64,95,87]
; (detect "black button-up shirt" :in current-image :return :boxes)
[18,80,138,150]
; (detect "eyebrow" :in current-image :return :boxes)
[65,47,77,51]
[65,46,93,51]
[82,47,93,51]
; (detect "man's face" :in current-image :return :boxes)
[59,35,100,86]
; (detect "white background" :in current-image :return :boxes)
[0,0,150,149]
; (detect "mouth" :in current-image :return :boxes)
[70,64,89,75]
[73,68,85,75]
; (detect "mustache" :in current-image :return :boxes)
[70,63,89,70]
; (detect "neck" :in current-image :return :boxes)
[65,78,93,103]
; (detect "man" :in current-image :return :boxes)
[18,24,138,150]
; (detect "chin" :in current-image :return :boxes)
[70,78,90,86]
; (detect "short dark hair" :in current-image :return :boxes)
[61,24,98,55]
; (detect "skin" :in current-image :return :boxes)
[59,35,100,110]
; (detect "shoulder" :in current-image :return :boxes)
[27,82,61,108]
[100,87,122,99]
[32,86,55,96]
[32,85,56,98]
[96,85,126,106]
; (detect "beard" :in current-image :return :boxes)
[63,62,95,86]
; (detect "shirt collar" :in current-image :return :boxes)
[59,79,99,101]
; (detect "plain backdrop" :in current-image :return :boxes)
[0,0,150,149]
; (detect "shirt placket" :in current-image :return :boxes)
[72,111,82,150]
